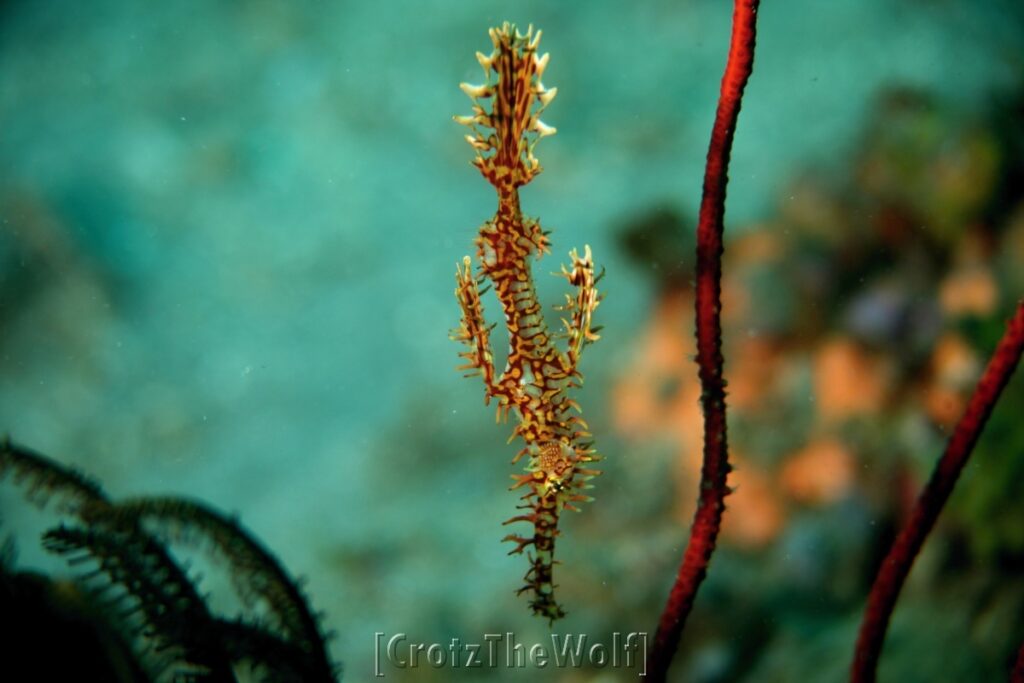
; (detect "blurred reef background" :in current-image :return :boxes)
[2,0,1023,680]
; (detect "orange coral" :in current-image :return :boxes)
[780,438,856,505]
[813,338,891,421]
[939,266,998,317]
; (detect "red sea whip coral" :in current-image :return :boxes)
[851,302,1024,682]
[647,1,761,679]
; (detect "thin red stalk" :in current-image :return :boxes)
[1013,640,1024,683]
[646,1,760,679]
[851,301,1024,683]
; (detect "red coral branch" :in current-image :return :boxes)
[851,301,1024,683]
[646,1,760,679]
[1013,640,1024,683]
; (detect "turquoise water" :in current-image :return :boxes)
[2,1,1022,680]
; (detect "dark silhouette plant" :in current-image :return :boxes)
[0,439,339,682]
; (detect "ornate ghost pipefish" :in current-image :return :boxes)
[451,22,603,623]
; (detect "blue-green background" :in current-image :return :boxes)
[2,1,1023,680]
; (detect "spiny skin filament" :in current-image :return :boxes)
[451,22,603,623]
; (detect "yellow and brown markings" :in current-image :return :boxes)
[451,23,603,622]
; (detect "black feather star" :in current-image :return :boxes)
[0,438,340,682]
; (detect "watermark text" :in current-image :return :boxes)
[373,631,647,676]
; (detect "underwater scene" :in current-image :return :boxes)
[2,1,1024,681]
